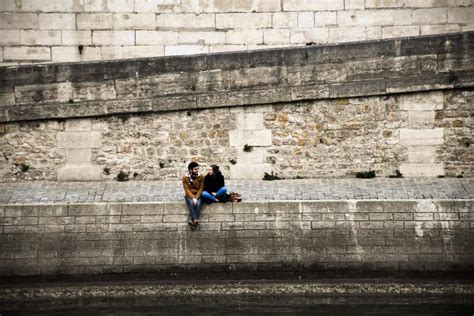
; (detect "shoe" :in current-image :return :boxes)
[193,219,200,230]
[189,220,195,230]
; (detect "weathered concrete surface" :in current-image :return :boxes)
[0,200,472,276]
[0,32,473,123]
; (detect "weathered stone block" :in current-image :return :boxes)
[0,13,39,29]
[400,163,445,177]
[407,146,436,163]
[382,26,420,39]
[408,111,435,128]
[84,0,134,12]
[283,0,343,11]
[61,31,92,45]
[57,164,103,181]
[365,0,404,8]
[77,13,114,29]
[136,31,179,45]
[39,13,76,30]
[263,29,290,45]
[20,30,61,46]
[17,0,84,12]
[124,203,164,215]
[113,13,156,30]
[179,31,225,45]
[0,88,15,107]
[412,8,448,25]
[399,128,444,145]
[328,27,366,43]
[290,28,329,44]
[122,46,165,58]
[72,81,116,102]
[272,12,298,29]
[51,46,101,62]
[0,30,20,45]
[156,13,215,28]
[338,10,395,26]
[165,45,208,56]
[57,131,101,149]
[65,149,92,164]
[15,82,72,104]
[229,129,272,146]
[237,147,265,164]
[399,91,444,111]
[92,31,135,46]
[4,47,50,61]
[216,13,272,29]
[229,163,272,180]
[448,7,474,24]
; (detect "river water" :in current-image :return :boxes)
[2,295,473,315]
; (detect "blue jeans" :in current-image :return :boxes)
[202,186,227,202]
[185,196,203,220]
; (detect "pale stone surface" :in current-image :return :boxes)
[412,8,448,25]
[15,82,72,104]
[17,0,84,12]
[237,147,266,164]
[20,30,61,46]
[400,163,444,177]
[272,12,298,28]
[0,0,16,11]
[92,31,135,46]
[263,29,290,44]
[329,27,366,42]
[61,31,92,45]
[136,0,181,12]
[52,46,101,62]
[283,0,344,11]
[122,46,165,58]
[291,28,329,44]
[226,30,263,44]
[298,12,314,28]
[216,13,272,29]
[65,149,92,164]
[113,13,156,30]
[39,14,76,30]
[0,88,15,107]
[314,12,337,26]
[84,0,134,12]
[57,132,102,149]
[407,146,436,163]
[77,13,114,29]
[345,0,365,9]
[156,14,215,28]
[399,128,444,145]
[230,163,272,180]
[136,31,179,45]
[447,7,474,23]
[420,24,461,35]
[57,164,102,181]
[338,10,396,26]
[0,30,20,45]
[229,129,272,147]
[179,31,226,45]
[408,111,435,128]
[65,119,92,132]
[165,45,208,56]
[236,113,264,130]
[365,0,404,8]
[399,91,444,111]
[382,26,420,39]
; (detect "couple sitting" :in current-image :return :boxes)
[182,162,228,230]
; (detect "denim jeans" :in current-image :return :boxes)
[202,186,227,202]
[185,196,202,220]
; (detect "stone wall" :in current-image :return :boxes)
[0,0,472,65]
[0,200,472,276]
[0,89,472,181]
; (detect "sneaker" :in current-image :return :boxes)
[188,220,195,230]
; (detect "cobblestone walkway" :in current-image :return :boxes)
[0,178,472,204]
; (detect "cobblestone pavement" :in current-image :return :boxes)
[0,178,472,204]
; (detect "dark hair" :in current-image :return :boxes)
[211,164,221,175]
[188,162,199,171]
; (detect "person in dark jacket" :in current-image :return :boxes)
[202,165,227,203]
[182,161,204,229]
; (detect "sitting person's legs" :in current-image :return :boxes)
[202,191,218,202]
[215,186,228,198]
[185,196,197,220]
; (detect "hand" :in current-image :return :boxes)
[193,198,198,206]
[212,192,216,196]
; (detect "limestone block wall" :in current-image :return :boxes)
[0,200,472,276]
[0,0,473,65]
[0,89,472,181]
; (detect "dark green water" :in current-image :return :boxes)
[2,296,474,315]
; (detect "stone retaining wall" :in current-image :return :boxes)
[0,0,472,65]
[0,200,472,276]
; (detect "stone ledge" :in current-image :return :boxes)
[0,32,473,123]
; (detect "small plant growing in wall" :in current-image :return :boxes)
[14,161,29,172]
[355,170,376,179]
[103,167,110,175]
[263,172,282,181]
[116,170,129,182]
[243,144,253,152]
[229,159,237,165]
[388,169,403,178]
[159,162,165,169]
